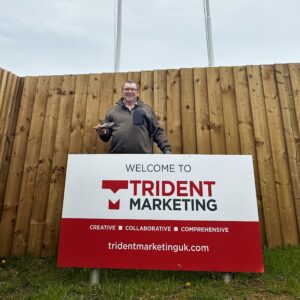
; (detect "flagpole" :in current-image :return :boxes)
[203,0,214,66]
[114,0,122,72]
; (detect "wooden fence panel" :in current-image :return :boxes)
[247,65,283,248]
[96,73,115,153]
[219,67,241,154]
[140,71,154,152]
[82,74,102,154]
[206,68,226,154]
[275,64,300,237]
[233,66,265,244]
[42,75,76,256]
[0,71,10,143]
[166,70,182,154]
[153,70,167,154]
[287,63,300,233]
[288,63,300,130]
[0,68,3,85]
[114,73,128,103]
[0,72,18,178]
[12,76,51,256]
[0,70,9,115]
[69,74,89,154]
[0,77,38,256]
[1,63,300,255]
[0,74,22,218]
[193,68,211,154]
[261,65,299,245]
[127,72,141,86]
[140,71,154,107]
[27,76,64,256]
[180,68,197,154]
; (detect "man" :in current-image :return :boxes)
[96,80,171,154]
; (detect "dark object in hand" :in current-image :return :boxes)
[93,122,115,130]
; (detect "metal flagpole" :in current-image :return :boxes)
[203,0,214,66]
[114,0,122,72]
[89,1,123,283]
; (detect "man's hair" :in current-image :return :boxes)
[122,80,139,90]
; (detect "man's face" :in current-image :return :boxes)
[122,82,138,103]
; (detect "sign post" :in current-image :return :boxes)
[58,154,264,273]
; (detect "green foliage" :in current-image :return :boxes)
[0,247,299,300]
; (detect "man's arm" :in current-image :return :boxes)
[96,115,113,142]
[146,110,172,153]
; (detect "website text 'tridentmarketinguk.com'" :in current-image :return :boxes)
[108,242,209,253]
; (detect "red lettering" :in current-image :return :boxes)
[204,181,215,196]
[176,181,188,196]
[128,179,215,197]
[162,181,175,196]
[129,180,141,195]
[190,181,203,197]
[142,180,154,196]
[155,180,160,195]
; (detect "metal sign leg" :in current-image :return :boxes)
[89,269,100,284]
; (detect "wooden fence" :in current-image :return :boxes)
[0,64,299,257]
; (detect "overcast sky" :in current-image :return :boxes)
[1,0,300,76]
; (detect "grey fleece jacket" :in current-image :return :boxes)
[99,98,171,154]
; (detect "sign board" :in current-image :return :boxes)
[58,154,264,272]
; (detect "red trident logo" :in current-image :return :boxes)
[102,180,128,210]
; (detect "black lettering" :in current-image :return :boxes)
[152,198,162,210]
[163,198,172,210]
[207,199,217,211]
[141,198,152,210]
[130,198,140,209]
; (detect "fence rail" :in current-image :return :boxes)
[0,64,299,257]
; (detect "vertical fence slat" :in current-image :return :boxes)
[180,68,197,154]
[288,63,300,130]
[153,70,167,154]
[0,77,38,256]
[0,71,11,143]
[194,68,211,154]
[0,68,3,87]
[261,65,299,245]
[275,64,300,236]
[166,70,182,154]
[206,68,226,154]
[12,76,51,255]
[127,72,141,87]
[69,74,89,154]
[288,63,300,234]
[96,73,115,154]
[140,71,154,107]
[0,70,9,119]
[233,66,265,244]
[42,75,76,256]
[0,74,20,217]
[0,73,16,158]
[113,73,128,103]
[219,67,241,154]
[81,74,102,154]
[0,73,16,178]
[27,76,64,256]
[247,65,283,248]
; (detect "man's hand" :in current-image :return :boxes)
[96,128,109,136]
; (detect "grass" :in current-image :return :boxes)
[0,247,299,300]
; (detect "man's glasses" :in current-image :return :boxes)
[122,88,138,92]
